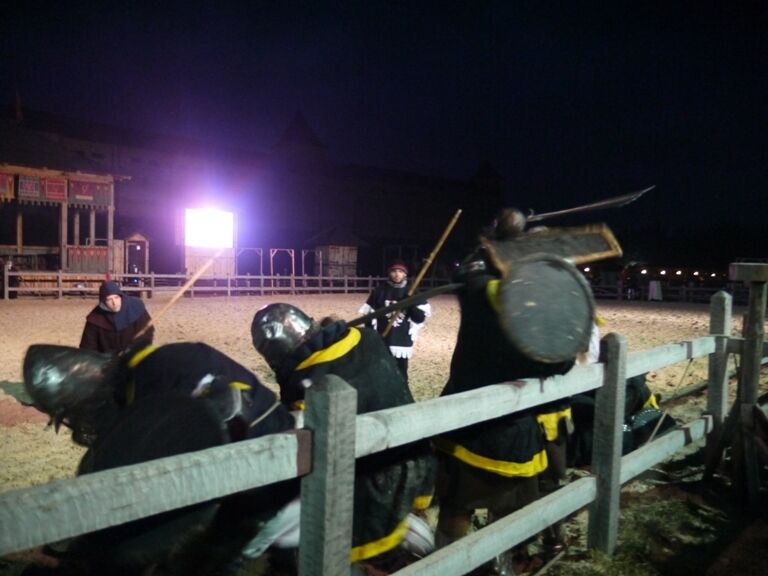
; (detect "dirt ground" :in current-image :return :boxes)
[1,293,766,575]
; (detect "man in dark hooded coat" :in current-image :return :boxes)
[79,280,153,353]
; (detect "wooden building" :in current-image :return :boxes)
[1,107,504,275]
[0,163,121,273]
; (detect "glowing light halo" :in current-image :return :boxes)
[185,208,234,248]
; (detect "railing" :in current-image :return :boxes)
[0,291,750,575]
[0,270,423,299]
[587,281,751,305]
[0,267,752,304]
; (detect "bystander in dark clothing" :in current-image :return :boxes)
[79,280,153,353]
[358,260,430,383]
[1,260,20,299]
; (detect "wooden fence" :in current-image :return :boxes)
[590,281,751,305]
[0,267,753,304]
[3,289,765,575]
[1,269,404,299]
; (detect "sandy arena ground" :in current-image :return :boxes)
[0,292,759,494]
[2,292,768,576]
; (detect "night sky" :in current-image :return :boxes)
[1,1,766,266]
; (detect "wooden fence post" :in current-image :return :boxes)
[587,332,627,554]
[706,291,732,455]
[299,375,357,576]
[729,263,768,508]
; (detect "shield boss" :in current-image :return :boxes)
[498,254,594,363]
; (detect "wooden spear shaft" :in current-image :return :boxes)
[134,249,224,340]
[381,209,462,338]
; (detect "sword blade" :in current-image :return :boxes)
[526,185,655,223]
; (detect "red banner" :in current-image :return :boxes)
[17,175,41,201]
[69,180,94,203]
[69,180,112,208]
[42,177,67,202]
[0,172,13,201]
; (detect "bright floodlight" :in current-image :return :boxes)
[185,208,234,248]
[583,267,590,272]
[641,269,647,274]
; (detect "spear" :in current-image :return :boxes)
[381,209,462,337]
[133,249,224,341]
[526,185,654,223]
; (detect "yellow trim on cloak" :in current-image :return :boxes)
[127,345,157,368]
[296,327,362,370]
[230,381,252,390]
[595,314,607,327]
[486,279,501,313]
[537,408,573,442]
[413,494,433,511]
[350,517,409,563]
[125,380,135,406]
[433,437,548,478]
[124,345,158,405]
[643,394,660,410]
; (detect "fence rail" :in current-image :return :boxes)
[0,269,451,299]
[0,267,753,304]
[0,291,750,575]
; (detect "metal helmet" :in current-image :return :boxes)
[251,303,317,370]
[493,208,527,239]
[23,344,117,444]
[24,344,112,416]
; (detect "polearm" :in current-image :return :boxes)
[526,185,654,222]
[380,209,462,337]
[133,249,224,341]
[348,283,461,327]
[351,186,652,328]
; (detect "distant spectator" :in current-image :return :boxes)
[79,281,153,353]
[358,260,431,383]
[2,259,20,299]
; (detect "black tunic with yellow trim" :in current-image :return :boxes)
[115,341,294,441]
[94,342,301,566]
[274,321,436,562]
[436,254,574,478]
[360,278,428,359]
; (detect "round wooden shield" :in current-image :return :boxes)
[497,254,595,363]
